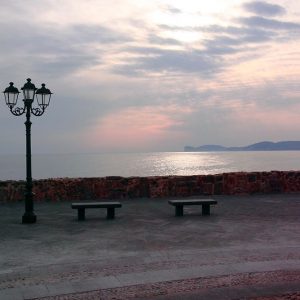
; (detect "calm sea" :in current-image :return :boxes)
[1,151,300,180]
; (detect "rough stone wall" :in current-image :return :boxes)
[1,171,300,203]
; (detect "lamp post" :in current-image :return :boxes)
[3,78,52,224]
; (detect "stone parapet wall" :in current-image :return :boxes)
[1,171,300,203]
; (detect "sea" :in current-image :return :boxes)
[1,151,300,181]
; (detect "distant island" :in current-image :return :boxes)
[184,141,300,152]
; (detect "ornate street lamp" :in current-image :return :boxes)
[3,78,52,223]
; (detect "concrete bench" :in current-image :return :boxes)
[168,199,217,216]
[71,202,122,221]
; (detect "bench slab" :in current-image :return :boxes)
[168,199,217,206]
[71,202,122,209]
[168,199,217,216]
[71,202,122,221]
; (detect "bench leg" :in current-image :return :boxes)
[175,205,183,217]
[78,208,85,221]
[202,204,210,215]
[107,207,115,219]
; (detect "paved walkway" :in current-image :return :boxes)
[0,194,299,299]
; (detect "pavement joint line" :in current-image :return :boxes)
[0,259,299,300]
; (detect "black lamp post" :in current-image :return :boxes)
[3,78,52,224]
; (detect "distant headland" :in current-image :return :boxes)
[184,141,300,152]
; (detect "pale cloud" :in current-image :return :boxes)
[162,5,183,14]
[86,105,192,152]
[243,1,286,16]
[113,47,222,76]
[148,34,182,45]
[239,15,300,30]
[228,101,300,140]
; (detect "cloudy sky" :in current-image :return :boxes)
[0,0,300,154]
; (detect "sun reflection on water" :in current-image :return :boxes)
[143,152,233,176]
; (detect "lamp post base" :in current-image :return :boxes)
[22,213,37,224]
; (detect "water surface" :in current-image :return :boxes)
[0,151,299,180]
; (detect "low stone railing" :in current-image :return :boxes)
[1,171,300,203]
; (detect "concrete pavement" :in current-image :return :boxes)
[0,194,299,299]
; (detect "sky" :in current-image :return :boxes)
[0,0,300,154]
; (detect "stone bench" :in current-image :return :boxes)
[71,202,122,221]
[168,199,217,216]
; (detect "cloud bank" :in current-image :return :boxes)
[0,0,299,154]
